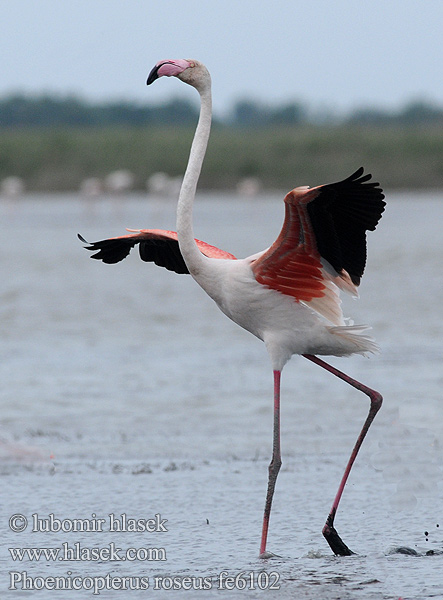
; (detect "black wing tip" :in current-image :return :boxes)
[78,232,100,255]
[78,232,133,263]
[347,167,383,191]
[77,233,89,244]
[351,166,365,179]
[78,232,99,254]
[339,168,386,215]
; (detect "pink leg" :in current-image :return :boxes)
[259,370,282,558]
[303,354,383,556]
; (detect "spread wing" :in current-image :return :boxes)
[251,168,385,323]
[78,229,236,274]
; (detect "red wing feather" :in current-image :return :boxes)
[251,200,326,302]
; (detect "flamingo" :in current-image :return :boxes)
[79,59,385,558]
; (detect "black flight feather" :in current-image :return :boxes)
[78,233,190,274]
[306,168,385,285]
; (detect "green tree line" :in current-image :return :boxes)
[2,125,442,191]
[1,94,443,127]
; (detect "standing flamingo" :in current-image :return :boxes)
[79,59,385,558]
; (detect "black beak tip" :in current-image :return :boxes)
[147,65,160,86]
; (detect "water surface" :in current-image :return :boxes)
[0,191,442,598]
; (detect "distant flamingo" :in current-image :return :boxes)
[80,59,385,557]
[104,169,135,194]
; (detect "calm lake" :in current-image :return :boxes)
[1,190,442,599]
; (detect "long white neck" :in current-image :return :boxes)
[176,84,212,276]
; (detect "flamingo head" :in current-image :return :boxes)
[147,59,210,91]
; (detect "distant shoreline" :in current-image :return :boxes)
[1,124,442,192]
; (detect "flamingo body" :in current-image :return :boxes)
[80,59,385,557]
[80,168,383,370]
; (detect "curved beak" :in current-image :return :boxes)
[147,64,161,86]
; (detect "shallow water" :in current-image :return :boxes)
[0,191,442,598]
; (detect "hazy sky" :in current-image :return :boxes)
[2,0,443,115]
